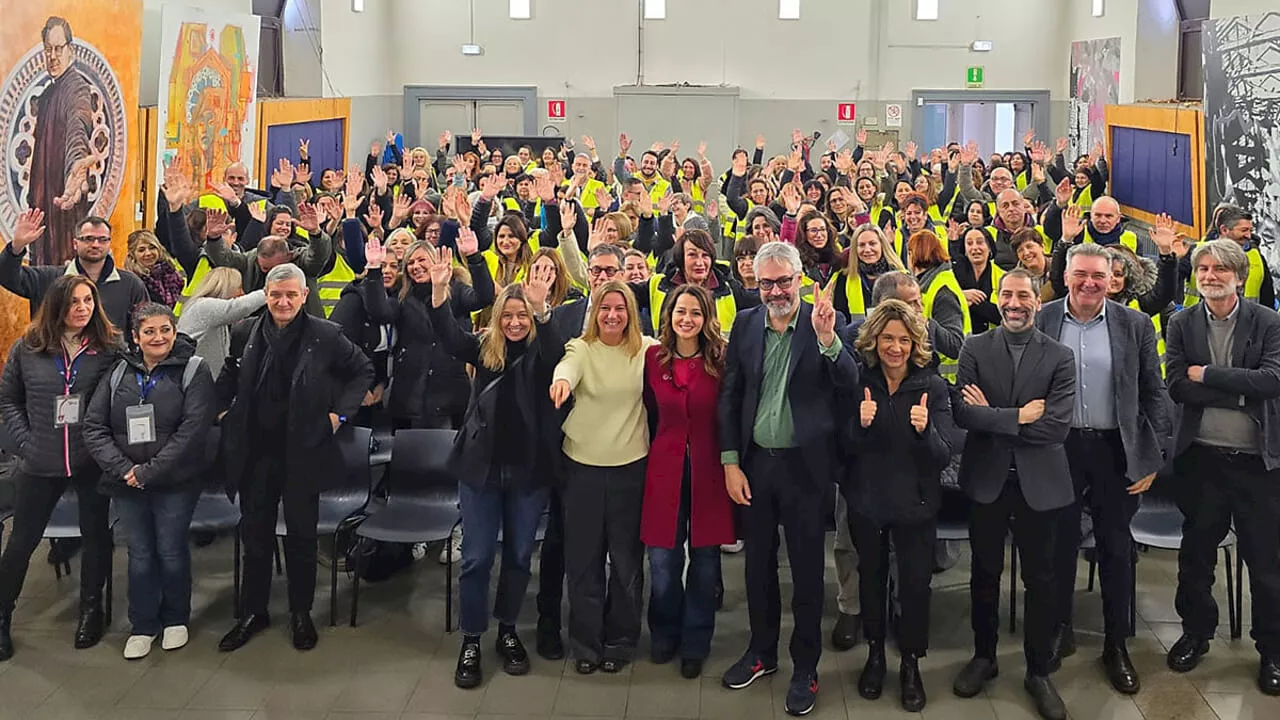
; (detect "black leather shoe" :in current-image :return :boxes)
[680,657,703,679]
[535,623,564,661]
[1259,657,1280,696]
[1102,643,1140,694]
[1024,675,1066,720]
[858,640,887,700]
[651,643,677,665]
[218,614,270,652]
[600,656,628,673]
[900,654,927,712]
[831,612,860,651]
[575,658,598,674]
[290,613,317,651]
[0,612,13,662]
[496,629,530,675]
[953,657,998,698]
[1166,634,1210,673]
[73,605,104,650]
[455,638,482,689]
[1047,624,1077,673]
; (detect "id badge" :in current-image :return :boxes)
[53,394,82,427]
[126,404,157,445]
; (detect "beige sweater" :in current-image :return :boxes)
[553,336,659,467]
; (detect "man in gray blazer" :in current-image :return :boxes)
[1165,239,1280,696]
[952,268,1076,720]
[1036,243,1170,694]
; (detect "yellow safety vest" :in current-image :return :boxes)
[689,182,706,214]
[1073,184,1095,212]
[1083,228,1138,254]
[173,255,213,317]
[1185,245,1265,306]
[502,196,542,222]
[920,267,973,382]
[565,178,609,211]
[1127,299,1166,377]
[199,193,267,216]
[317,253,356,318]
[842,270,868,321]
[893,224,948,265]
[648,274,736,334]
[482,249,528,287]
[644,177,672,206]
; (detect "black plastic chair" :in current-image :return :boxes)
[44,490,114,624]
[349,428,461,630]
[275,425,373,626]
[187,427,244,618]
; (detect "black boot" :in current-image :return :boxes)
[858,639,887,700]
[900,653,927,712]
[291,612,318,651]
[73,602,104,650]
[0,611,13,661]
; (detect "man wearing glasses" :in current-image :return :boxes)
[1,210,149,331]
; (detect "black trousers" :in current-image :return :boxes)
[743,446,827,674]
[969,472,1061,676]
[0,470,110,614]
[1055,429,1138,641]
[536,486,565,633]
[851,515,936,655]
[562,458,646,663]
[239,453,320,616]
[1173,443,1280,659]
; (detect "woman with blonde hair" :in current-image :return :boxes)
[530,247,582,307]
[126,230,186,308]
[549,280,658,675]
[833,224,905,321]
[174,267,265,376]
[845,299,956,712]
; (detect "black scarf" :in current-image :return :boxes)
[859,256,893,278]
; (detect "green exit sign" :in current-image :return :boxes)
[967,66,984,88]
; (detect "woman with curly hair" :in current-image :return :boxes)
[126,230,186,308]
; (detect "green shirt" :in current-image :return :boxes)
[721,312,844,465]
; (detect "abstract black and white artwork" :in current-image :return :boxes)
[1069,37,1121,162]
[1204,13,1280,258]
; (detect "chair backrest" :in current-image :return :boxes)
[389,428,459,502]
[333,425,374,495]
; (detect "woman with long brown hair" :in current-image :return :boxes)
[0,275,123,661]
[549,281,658,674]
[641,284,734,680]
[794,210,842,286]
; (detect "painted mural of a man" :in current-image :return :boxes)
[28,16,99,265]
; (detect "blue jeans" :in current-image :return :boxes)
[647,473,721,661]
[458,476,549,635]
[113,488,200,636]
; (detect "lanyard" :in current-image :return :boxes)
[135,371,161,404]
[54,339,88,391]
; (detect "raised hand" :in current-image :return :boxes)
[162,163,190,208]
[364,201,384,231]
[559,201,578,234]
[455,227,479,257]
[1055,176,1073,206]
[271,158,296,189]
[904,141,918,161]
[371,164,389,194]
[706,200,720,220]
[10,208,46,251]
[835,149,855,175]
[391,193,411,224]
[365,235,387,267]
[780,182,802,215]
[387,129,397,145]
[481,172,506,201]
[860,387,877,429]
[658,192,673,215]
[299,138,310,159]
[438,131,451,150]
[792,128,805,146]
[1056,136,1069,154]
[451,154,469,178]
[524,260,555,312]
[1061,204,1085,241]
[455,190,472,223]
[425,243,454,286]
[619,132,632,155]
[295,163,313,187]
[345,167,365,198]
[587,218,608,251]
[594,185,612,210]
[910,392,929,433]
[811,281,837,346]
[534,174,556,203]
[1149,213,1185,256]
[471,128,483,145]
[247,200,266,223]
[297,202,321,234]
[787,147,804,172]
[959,142,978,166]
[211,180,238,204]
[582,135,596,153]
[371,141,383,159]
[204,209,231,241]
[1022,129,1035,148]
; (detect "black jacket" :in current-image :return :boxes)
[81,338,216,494]
[330,268,396,389]
[426,300,562,489]
[842,363,956,527]
[0,250,149,333]
[388,254,496,423]
[216,314,373,495]
[0,339,119,478]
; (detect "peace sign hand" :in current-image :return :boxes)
[910,392,929,434]
[811,280,837,347]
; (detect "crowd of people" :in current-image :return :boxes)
[0,125,1277,720]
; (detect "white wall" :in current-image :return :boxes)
[283,0,324,98]
[1210,0,1275,16]
[140,0,254,106]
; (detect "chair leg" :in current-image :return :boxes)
[1129,550,1138,639]
[445,527,455,634]
[1224,548,1239,640]
[350,559,361,628]
[274,538,283,576]
[105,542,113,626]
[51,540,63,580]
[330,532,339,628]
[233,525,242,620]
[1009,544,1018,634]
[1235,549,1244,641]
[1087,556,1097,592]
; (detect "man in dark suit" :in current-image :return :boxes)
[1165,239,1280,696]
[952,268,1076,720]
[1036,243,1170,693]
[214,263,372,653]
[718,241,858,717]
[535,242,626,661]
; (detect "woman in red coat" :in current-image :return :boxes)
[642,283,736,680]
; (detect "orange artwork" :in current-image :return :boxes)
[0,0,142,362]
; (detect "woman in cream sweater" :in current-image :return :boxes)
[549,280,658,675]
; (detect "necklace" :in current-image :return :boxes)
[673,347,701,360]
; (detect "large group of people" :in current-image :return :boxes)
[0,126,1277,720]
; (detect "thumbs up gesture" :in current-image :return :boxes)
[860,387,877,429]
[910,392,930,434]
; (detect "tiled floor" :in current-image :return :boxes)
[0,529,1277,720]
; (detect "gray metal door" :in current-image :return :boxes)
[475,100,525,137]
[418,100,472,150]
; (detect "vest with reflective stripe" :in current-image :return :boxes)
[317,253,356,318]
[1083,228,1138,253]
[649,274,737,334]
[842,270,868,321]
[502,196,542,223]
[199,193,267,215]
[1128,299,1166,377]
[644,177,672,206]
[920,267,973,382]
[1184,246,1265,306]
[893,224,948,265]
[173,255,213,317]
[1073,184,1095,212]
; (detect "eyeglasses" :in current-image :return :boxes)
[588,266,620,278]
[76,235,112,245]
[757,275,797,291]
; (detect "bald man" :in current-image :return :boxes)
[981,188,1052,271]
[198,163,288,237]
[1042,195,1141,258]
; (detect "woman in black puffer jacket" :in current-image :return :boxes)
[0,275,123,661]
[82,303,215,660]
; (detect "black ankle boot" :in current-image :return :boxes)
[858,639,887,700]
[900,653,927,712]
[0,611,13,661]
[74,603,104,650]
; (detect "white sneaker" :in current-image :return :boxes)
[123,635,155,660]
[161,625,189,651]
[439,525,463,565]
[720,541,744,554]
